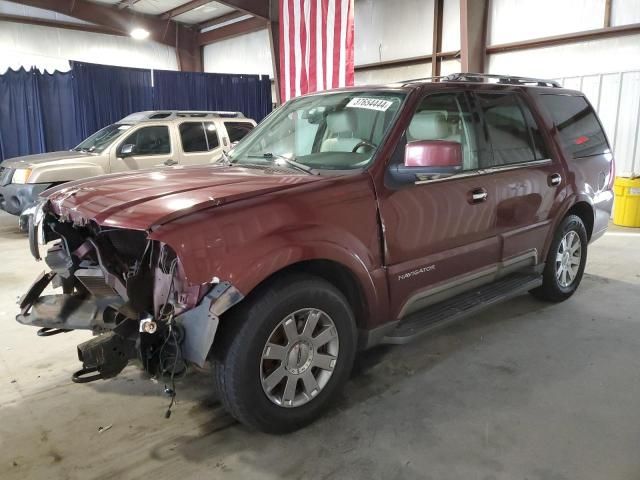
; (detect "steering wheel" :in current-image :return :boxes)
[351,140,377,153]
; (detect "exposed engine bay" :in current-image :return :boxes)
[17,201,243,390]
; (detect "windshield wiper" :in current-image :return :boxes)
[219,150,232,166]
[246,153,318,175]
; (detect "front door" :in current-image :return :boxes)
[111,124,175,172]
[378,91,501,320]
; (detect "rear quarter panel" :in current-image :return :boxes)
[529,90,614,250]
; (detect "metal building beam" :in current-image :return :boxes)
[267,0,281,104]
[431,0,444,77]
[7,0,203,71]
[460,0,489,73]
[199,10,246,29]
[210,0,269,20]
[0,13,126,36]
[161,0,211,20]
[604,0,612,27]
[486,23,640,54]
[198,16,267,45]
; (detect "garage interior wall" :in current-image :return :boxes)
[203,29,273,77]
[354,0,460,85]
[0,0,179,73]
[487,0,640,176]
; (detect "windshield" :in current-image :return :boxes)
[73,124,133,153]
[228,90,406,171]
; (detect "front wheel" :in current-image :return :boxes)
[213,274,357,433]
[530,214,588,302]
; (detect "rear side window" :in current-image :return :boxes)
[179,122,219,152]
[477,93,547,167]
[225,122,254,143]
[539,94,609,159]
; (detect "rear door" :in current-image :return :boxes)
[379,91,501,320]
[110,124,174,172]
[472,90,565,265]
[177,121,224,165]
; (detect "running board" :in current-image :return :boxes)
[382,273,542,345]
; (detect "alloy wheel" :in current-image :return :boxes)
[260,308,339,408]
[556,230,582,288]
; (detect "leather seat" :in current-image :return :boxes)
[407,111,454,142]
[320,111,364,153]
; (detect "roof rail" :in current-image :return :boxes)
[120,111,247,122]
[400,75,448,85]
[443,73,561,88]
[400,73,561,88]
[174,110,245,118]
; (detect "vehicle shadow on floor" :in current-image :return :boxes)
[5,272,636,480]
[145,289,561,463]
[151,272,635,467]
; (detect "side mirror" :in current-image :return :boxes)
[119,144,135,157]
[390,140,463,183]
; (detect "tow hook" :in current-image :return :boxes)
[36,327,71,337]
[71,332,137,384]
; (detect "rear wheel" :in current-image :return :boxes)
[214,274,357,433]
[530,214,588,302]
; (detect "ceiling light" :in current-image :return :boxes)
[130,28,150,40]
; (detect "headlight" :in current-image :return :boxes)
[12,168,32,184]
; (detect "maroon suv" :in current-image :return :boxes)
[18,73,614,433]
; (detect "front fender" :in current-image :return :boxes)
[30,163,106,184]
[149,174,386,326]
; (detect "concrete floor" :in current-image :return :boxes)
[0,210,639,480]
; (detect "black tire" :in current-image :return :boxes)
[530,214,588,302]
[213,274,357,434]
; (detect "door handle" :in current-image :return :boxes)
[469,188,488,204]
[548,173,562,186]
[164,159,178,166]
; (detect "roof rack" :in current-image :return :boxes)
[175,110,245,118]
[119,110,246,122]
[443,73,561,88]
[401,72,560,88]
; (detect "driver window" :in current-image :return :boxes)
[408,93,478,170]
[121,126,171,156]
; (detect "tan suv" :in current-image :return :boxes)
[0,110,256,229]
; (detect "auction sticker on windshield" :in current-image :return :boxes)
[346,97,394,111]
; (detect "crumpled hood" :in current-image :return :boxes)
[2,150,94,168]
[44,165,324,230]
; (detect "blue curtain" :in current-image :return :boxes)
[0,62,273,162]
[71,61,154,139]
[0,68,46,161]
[153,70,272,121]
[37,70,82,152]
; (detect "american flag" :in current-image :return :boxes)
[279,0,355,102]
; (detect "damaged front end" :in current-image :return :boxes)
[17,201,242,384]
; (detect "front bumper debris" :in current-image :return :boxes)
[17,204,246,387]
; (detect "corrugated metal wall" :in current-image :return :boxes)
[557,72,640,177]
